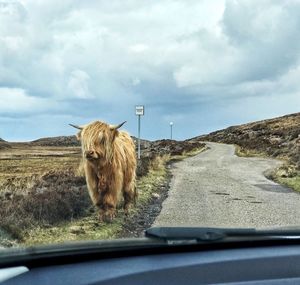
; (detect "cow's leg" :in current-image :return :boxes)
[122,153,137,215]
[123,175,136,215]
[99,177,121,222]
[84,162,100,207]
[99,194,117,222]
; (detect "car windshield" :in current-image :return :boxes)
[0,0,299,249]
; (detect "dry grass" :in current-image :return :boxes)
[149,154,170,170]
[0,145,81,193]
[269,164,300,193]
[0,169,90,239]
[0,143,204,247]
[0,145,85,243]
[275,176,300,193]
[234,145,267,158]
[21,153,169,246]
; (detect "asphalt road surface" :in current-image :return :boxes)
[154,142,300,229]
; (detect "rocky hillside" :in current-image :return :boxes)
[137,139,205,177]
[0,138,11,150]
[29,135,203,156]
[141,139,204,157]
[193,112,300,169]
[31,136,150,148]
[31,136,80,147]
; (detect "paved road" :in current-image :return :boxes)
[154,142,300,229]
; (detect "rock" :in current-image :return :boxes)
[0,228,16,248]
[277,169,289,178]
[152,193,160,199]
[69,226,85,234]
[4,191,13,200]
[277,165,297,178]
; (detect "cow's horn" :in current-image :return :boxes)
[111,121,126,130]
[69,124,83,130]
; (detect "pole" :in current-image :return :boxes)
[170,122,173,140]
[135,105,144,159]
[138,114,141,159]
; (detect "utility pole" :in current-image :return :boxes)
[135,105,144,159]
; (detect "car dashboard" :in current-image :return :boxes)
[2,242,300,284]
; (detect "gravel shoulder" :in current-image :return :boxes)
[154,142,300,229]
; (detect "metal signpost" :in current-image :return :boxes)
[135,105,144,159]
[170,122,173,140]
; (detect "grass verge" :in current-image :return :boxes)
[234,145,266,158]
[275,176,300,193]
[234,145,300,193]
[169,146,208,163]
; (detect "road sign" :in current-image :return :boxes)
[135,105,144,116]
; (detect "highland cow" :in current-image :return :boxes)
[70,120,137,222]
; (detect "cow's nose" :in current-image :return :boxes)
[85,150,94,157]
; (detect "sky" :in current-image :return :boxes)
[0,0,299,141]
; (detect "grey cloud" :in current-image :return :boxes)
[0,0,299,141]
[222,0,300,81]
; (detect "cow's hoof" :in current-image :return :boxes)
[124,209,130,217]
[101,211,116,223]
[98,213,104,223]
[103,215,114,223]
[124,203,132,216]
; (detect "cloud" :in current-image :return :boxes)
[0,88,60,114]
[67,69,93,99]
[129,44,149,53]
[221,0,300,81]
[0,0,299,140]
[132,78,141,86]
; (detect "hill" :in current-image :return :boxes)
[30,136,80,147]
[31,136,150,148]
[0,138,11,150]
[193,112,300,170]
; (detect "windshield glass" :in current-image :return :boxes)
[0,0,299,249]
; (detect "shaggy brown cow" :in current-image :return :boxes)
[70,120,137,222]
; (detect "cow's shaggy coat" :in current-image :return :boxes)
[71,121,137,221]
